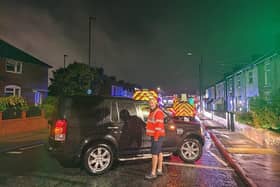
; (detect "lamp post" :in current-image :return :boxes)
[199,56,203,112]
[88,16,96,95]
[186,52,203,112]
[89,16,96,67]
[63,54,68,69]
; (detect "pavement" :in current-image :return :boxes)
[201,114,280,187]
[0,128,49,153]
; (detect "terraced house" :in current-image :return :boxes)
[256,52,280,100]
[205,50,280,113]
[0,39,52,104]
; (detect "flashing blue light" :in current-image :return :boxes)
[87,89,92,95]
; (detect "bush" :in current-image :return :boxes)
[236,112,253,126]
[0,102,7,112]
[26,106,41,117]
[0,96,28,111]
[2,108,22,120]
[41,96,58,120]
[0,96,29,119]
[249,92,280,131]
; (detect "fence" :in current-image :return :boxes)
[0,110,48,137]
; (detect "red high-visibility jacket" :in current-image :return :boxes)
[146,108,166,140]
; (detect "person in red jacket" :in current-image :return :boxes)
[145,98,166,180]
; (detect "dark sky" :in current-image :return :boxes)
[1,0,280,94]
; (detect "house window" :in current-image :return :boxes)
[4,85,21,96]
[5,59,23,74]
[264,62,271,86]
[228,78,233,96]
[248,71,253,84]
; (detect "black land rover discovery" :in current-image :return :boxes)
[48,96,204,175]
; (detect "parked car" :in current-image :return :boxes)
[47,96,204,175]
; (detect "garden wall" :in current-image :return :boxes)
[0,111,48,137]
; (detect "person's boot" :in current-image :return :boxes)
[144,173,157,180]
[157,170,163,176]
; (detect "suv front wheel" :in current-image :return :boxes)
[178,138,202,163]
[84,144,114,175]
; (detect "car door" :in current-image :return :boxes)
[76,98,118,143]
[162,119,178,151]
[117,100,145,155]
[135,102,151,153]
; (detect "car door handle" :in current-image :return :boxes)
[107,126,119,130]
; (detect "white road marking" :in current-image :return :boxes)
[6,151,23,154]
[205,131,228,167]
[208,150,228,167]
[221,134,230,139]
[163,161,233,171]
[19,144,44,151]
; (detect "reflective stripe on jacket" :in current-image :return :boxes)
[146,108,166,140]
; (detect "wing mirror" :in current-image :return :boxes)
[164,116,170,124]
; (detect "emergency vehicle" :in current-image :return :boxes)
[133,89,158,101]
[172,94,196,121]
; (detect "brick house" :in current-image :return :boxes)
[0,39,52,105]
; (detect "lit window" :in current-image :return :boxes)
[4,85,21,96]
[228,78,233,96]
[34,92,42,105]
[264,62,271,86]
[237,74,241,88]
[5,59,23,73]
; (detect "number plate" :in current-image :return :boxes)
[183,117,190,122]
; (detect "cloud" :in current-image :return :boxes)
[1,0,279,94]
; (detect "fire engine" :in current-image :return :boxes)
[174,94,195,115]
[133,89,158,101]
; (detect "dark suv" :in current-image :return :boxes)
[48,96,204,175]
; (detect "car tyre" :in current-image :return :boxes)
[84,144,114,175]
[178,138,202,163]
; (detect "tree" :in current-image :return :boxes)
[91,67,105,95]
[49,62,94,96]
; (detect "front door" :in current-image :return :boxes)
[135,103,151,153]
[117,101,145,155]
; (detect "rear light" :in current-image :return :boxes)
[54,119,67,141]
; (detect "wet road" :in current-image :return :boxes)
[0,132,245,187]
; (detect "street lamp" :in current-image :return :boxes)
[63,54,68,69]
[186,52,203,112]
[88,16,96,95]
[89,16,96,67]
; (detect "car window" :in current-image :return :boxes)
[72,98,111,125]
[117,101,137,121]
[96,100,112,125]
[136,103,150,122]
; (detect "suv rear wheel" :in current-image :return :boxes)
[84,144,114,175]
[178,138,202,163]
